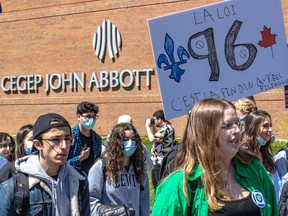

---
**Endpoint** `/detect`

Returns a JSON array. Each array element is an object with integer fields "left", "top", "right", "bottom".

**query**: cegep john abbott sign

[
  {"left": 148, "top": 0, "right": 288, "bottom": 119},
  {"left": 0, "top": 20, "right": 154, "bottom": 94}
]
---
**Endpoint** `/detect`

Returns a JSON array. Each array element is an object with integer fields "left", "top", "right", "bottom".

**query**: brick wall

[{"left": 0, "top": 0, "right": 287, "bottom": 140}]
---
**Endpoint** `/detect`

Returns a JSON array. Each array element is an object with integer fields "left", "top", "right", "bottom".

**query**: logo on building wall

[{"left": 93, "top": 20, "right": 122, "bottom": 62}]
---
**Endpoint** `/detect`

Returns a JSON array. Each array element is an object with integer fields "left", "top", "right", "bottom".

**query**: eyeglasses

[
  {"left": 42, "top": 137, "right": 75, "bottom": 148},
  {"left": 0, "top": 143, "right": 13, "bottom": 149},
  {"left": 221, "top": 121, "right": 244, "bottom": 133}
]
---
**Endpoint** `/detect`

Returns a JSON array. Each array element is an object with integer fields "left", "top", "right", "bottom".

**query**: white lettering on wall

[{"left": 0, "top": 68, "right": 154, "bottom": 93}]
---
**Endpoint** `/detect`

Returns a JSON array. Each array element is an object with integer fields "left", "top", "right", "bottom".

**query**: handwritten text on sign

[{"left": 148, "top": 0, "right": 288, "bottom": 119}]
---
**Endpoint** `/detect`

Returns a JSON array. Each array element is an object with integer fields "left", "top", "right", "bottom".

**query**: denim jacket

[{"left": 0, "top": 156, "right": 90, "bottom": 216}]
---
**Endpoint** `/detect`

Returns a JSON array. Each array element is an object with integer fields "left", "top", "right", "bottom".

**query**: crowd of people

[{"left": 0, "top": 98, "right": 287, "bottom": 215}]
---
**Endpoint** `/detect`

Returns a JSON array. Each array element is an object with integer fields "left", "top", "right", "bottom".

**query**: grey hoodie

[
  {"left": 15, "top": 155, "right": 86, "bottom": 216},
  {"left": 88, "top": 158, "right": 150, "bottom": 216}
]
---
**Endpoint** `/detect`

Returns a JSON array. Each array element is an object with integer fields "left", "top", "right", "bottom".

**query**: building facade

[{"left": 0, "top": 0, "right": 287, "bottom": 139}]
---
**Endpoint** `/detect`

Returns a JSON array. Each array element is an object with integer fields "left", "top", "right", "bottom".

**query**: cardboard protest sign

[{"left": 148, "top": 0, "right": 288, "bottom": 119}]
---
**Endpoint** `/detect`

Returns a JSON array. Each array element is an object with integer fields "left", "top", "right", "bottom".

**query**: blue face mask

[
  {"left": 257, "top": 136, "right": 267, "bottom": 146},
  {"left": 25, "top": 141, "right": 33, "bottom": 155},
  {"left": 239, "top": 116, "right": 245, "bottom": 122},
  {"left": 82, "top": 118, "right": 96, "bottom": 130},
  {"left": 122, "top": 140, "right": 137, "bottom": 157}
]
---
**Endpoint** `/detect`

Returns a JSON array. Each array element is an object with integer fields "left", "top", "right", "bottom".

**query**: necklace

[
  {"left": 222, "top": 165, "right": 248, "bottom": 200},
  {"left": 222, "top": 164, "right": 237, "bottom": 198},
  {"left": 223, "top": 165, "right": 233, "bottom": 188}
]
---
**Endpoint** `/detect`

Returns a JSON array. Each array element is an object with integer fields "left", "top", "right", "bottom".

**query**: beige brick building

[{"left": 0, "top": 0, "right": 287, "bottom": 139}]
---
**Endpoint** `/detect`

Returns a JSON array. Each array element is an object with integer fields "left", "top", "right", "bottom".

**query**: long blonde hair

[{"left": 175, "top": 98, "right": 254, "bottom": 211}]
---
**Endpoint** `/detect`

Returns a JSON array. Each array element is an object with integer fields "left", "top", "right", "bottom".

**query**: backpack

[
  {"left": 159, "top": 143, "right": 178, "bottom": 180},
  {"left": 13, "top": 171, "right": 29, "bottom": 215}
]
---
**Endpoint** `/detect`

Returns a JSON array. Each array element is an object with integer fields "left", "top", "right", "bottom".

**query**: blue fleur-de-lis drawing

[{"left": 157, "top": 33, "right": 190, "bottom": 83}]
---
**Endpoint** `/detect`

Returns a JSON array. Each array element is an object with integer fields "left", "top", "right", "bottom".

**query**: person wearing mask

[
  {"left": 0, "top": 113, "right": 90, "bottom": 215},
  {"left": 103, "top": 114, "right": 153, "bottom": 171},
  {"left": 152, "top": 98, "right": 277, "bottom": 215},
  {"left": 145, "top": 110, "right": 176, "bottom": 191},
  {"left": 89, "top": 123, "right": 150, "bottom": 216},
  {"left": 234, "top": 96, "right": 258, "bottom": 122},
  {"left": 241, "top": 110, "right": 280, "bottom": 200},
  {"left": 67, "top": 101, "right": 102, "bottom": 174},
  {"left": 15, "top": 124, "right": 34, "bottom": 159},
  {"left": 0, "top": 132, "right": 15, "bottom": 183}
]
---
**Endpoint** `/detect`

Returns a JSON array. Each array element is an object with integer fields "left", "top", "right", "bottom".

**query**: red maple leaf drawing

[{"left": 258, "top": 26, "right": 277, "bottom": 57}]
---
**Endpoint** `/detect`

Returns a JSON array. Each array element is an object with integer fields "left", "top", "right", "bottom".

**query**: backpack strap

[
  {"left": 13, "top": 171, "right": 29, "bottom": 215},
  {"left": 187, "top": 180, "right": 198, "bottom": 216},
  {"left": 285, "top": 148, "right": 288, "bottom": 160}
]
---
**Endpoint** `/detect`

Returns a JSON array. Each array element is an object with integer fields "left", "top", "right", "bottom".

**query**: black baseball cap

[{"left": 33, "top": 113, "right": 71, "bottom": 139}]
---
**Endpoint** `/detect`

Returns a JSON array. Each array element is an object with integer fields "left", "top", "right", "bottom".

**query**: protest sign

[{"left": 148, "top": 0, "right": 288, "bottom": 119}]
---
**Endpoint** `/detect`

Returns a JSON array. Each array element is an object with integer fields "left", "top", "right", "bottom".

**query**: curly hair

[
  {"left": 174, "top": 98, "right": 254, "bottom": 211},
  {"left": 105, "top": 123, "right": 145, "bottom": 183},
  {"left": 241, "top": 110, "right": 275, "bottom": 174},
  {"left": 234, "top": 97, "right": 257, "bottom": 117},
  {"left": 76, "top": 101, "right": 99, "bottom": 115}
]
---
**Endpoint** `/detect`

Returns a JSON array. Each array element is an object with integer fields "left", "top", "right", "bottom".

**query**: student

[
  {"left": 67, "top": 101, "right": 102, "bottom": 174},
  {"left": 145, "top": 110, "right": 176, "bottom": 191},
  {"left": 152, "top": 98, "right": 277, "bottom": 215},
  {"left": 15, "top": 124, "right": 33, "bottom": 159},
  {"left": 89, "top": 123, "right": 150, "bottom": 216},
  {"left": 0, "top": 113, "right": 90, "bottom": 215},
  {"left": 0, "top": 132, "right": 15, "bottom": 183},
  {"left": 241, "top": 110, "right": 279, "bottom": 200},
  {"left": 103, "top": 114, "right": 153, "bottom": 171},
  {"left": 234, "top": 96, "right": 257, "bottom": 121}
]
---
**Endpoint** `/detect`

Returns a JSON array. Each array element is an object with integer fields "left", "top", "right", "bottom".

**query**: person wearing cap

[
  {"left": 67, "top": 101, "right": 102, "bottom": 174},
  {"left": 0, "top": 113, "right": 90, "bottom": 216}
]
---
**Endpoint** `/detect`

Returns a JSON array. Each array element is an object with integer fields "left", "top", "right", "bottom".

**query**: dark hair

[
  {"left": 105, "top": 123, "right": 145, "bottom": 183},
  {"left": 0, "top": 132, "right": 15, "bottom": 162},
  {"left": 241, "top": 110, "right": 275, "bottom": 174},
  {"left": 153, "top": 110, "right": 166, "bottom": 121},
  {"left": 76, "top": 102, "right": 99, "bottom": 115},
  {"left": 15, "top": 124, "right": 33, "bottom": 159}
]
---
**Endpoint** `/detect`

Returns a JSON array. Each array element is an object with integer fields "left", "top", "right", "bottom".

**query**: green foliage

[{"left": 271, "top": 140, "right": 287, "bottom": 155}]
